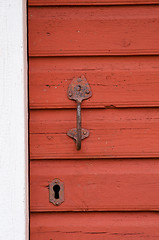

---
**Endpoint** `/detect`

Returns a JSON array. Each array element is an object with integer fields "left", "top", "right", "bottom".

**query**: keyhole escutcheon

[{"left": 49, "top": 179, "right": 64, "bottom": 206}]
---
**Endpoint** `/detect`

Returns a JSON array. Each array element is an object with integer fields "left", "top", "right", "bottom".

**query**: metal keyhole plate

[{"left": 49, "top": 179, "right": 64, "bottom": 206}]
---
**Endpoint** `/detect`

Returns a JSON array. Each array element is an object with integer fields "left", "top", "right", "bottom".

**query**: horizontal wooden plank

[
  {"left": 30, "top": 159, "right": 159, "bottom": 211},
  {"left": 30, "top": 212, "right": 159, "bottom": 240},
  {"left": 30, "top": 108, "right": 159, "bottom": 159},
  {"left": 28, "top": 6, "right": 159, "bottom": 56},
  {"left": 28, "top": 0, "right": 159, "bottom": 6},
  {"left": 29, "top": 56, "right": 159, "bottom": 109}
]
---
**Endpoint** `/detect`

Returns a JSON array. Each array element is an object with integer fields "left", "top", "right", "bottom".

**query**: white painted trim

[{"left": 0, "top": 0, "right": 28, "bottom": 239}]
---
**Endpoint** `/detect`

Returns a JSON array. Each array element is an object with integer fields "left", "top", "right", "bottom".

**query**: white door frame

[{"left": 0, "top": 0, "right": 28, "bottom": 239}]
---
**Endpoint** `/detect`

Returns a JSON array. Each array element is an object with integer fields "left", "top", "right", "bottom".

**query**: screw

[
  {"left": 83, "top": 131, "right": 87, "bottom": 135},
  {"left": 69, "top": 92, "right": 72, "bottom": 97},
  {"left": 86, "top": 89, "right": 90, "bottom": 94},
  {"left": 76, "top": 85, "right": 81, "bottom": 91},
  {"left": 55, "top": 202, "right": 59, "bottom": 206},
  {"left": 55, "top": 180, "right": 58, "bottom": 183}
]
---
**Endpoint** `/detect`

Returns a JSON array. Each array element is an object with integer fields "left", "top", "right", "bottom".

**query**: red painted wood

[
  {"left": 30, "top": 159, "right": 159, "bottom": 212},
  {"left": 30, "top": 212, "right": 159, "bottom": 239},
  {"left": 28, "top": 6, "right": 159, "bottom": 56},
  {"left": 29, "top": 2, "right": 159, "bottom": 236},
  {"left": 29, "top": 56, "right": 159, "bottom": 109},
  {"left": 28, "top": 0, "right": 159, "bottom": 5},
  {"left": 30, "top": 108, "right": 159, "bottom": 159}
]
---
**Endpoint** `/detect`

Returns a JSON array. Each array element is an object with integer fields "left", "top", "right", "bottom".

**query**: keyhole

[{"left": 53, "top": 184, "right": 60, "bottom": 199}]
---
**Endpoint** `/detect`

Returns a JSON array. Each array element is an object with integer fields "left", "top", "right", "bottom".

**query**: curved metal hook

[{"left": 67, "top": 75, "right": 92, "bottom": 150}]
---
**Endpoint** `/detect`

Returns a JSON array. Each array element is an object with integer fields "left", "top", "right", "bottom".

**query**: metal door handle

[
  {"left": 67, "top": 75, "right": 92, "bottom": 150},
  {"left": 76, "top": 100, "right": 82, "bottom": 150}
]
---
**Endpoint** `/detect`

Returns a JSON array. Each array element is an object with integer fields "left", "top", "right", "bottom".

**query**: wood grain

[
  {"left": 28, "top": 6, "right": 159, "bottom": 56},
  {"left": 28, "top": 0, "right": 159, "bottom": 5},
  {"left": 30, "top": 159, "right": 159, "bottom": 211},
  {"left": 30, "top": 212, "right": 159, "bottom": 240},
  {"left": 30, "top": 108, "right": 159, "bottom": 159},
  {"left": 29, "top": 56, "right": 159, "bottom": 109}
]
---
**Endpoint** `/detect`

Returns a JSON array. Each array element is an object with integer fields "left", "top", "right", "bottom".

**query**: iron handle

[
  {"left": 76, "top": 101, "right": 81, "bottom": 150},
  {"left": 67, "top": 75, "right": 92, "bottom": 150}
]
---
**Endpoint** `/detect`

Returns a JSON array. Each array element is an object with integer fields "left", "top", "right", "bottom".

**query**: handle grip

[{"left": 67, "top": 75, "right": 92, "bottom": 150}]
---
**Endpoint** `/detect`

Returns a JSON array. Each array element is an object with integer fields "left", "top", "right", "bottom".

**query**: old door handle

[{"left": 67, "top": 75, "right": 92, "bottom": 150}]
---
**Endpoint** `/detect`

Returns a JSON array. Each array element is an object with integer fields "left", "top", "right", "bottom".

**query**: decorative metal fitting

[
  {"left": 67, "top": 75, "right": 92, "bottom": 150},
  {"left": 49, "top": 179, "right": 64, "bottom": 206}
]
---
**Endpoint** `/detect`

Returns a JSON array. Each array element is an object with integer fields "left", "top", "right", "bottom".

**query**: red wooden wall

[{"left": 28, "top": 1, "right": 159, "bottom": 239}]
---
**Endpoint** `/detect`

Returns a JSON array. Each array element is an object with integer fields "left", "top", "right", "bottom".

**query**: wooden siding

[
  {"left": 28, "top": 6, "right": 159, "bottom": 56},
  {"left": 29, "top": 56, "right": 159, "bottom": 109},
  {"left": 30, "top": 108, "right": 159, "bottom": 159},
  {"left": 30, "top": 212, "right": 159, "bottom": 239},
  {"left": 31, "top": 159, "right": 159, "bottom": 211},
  {"left": 29, "top": 2, "right": 159, "bottom": 240},
  {"left": 29, "top": 0, "right": 159, "bottom": 6}
]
